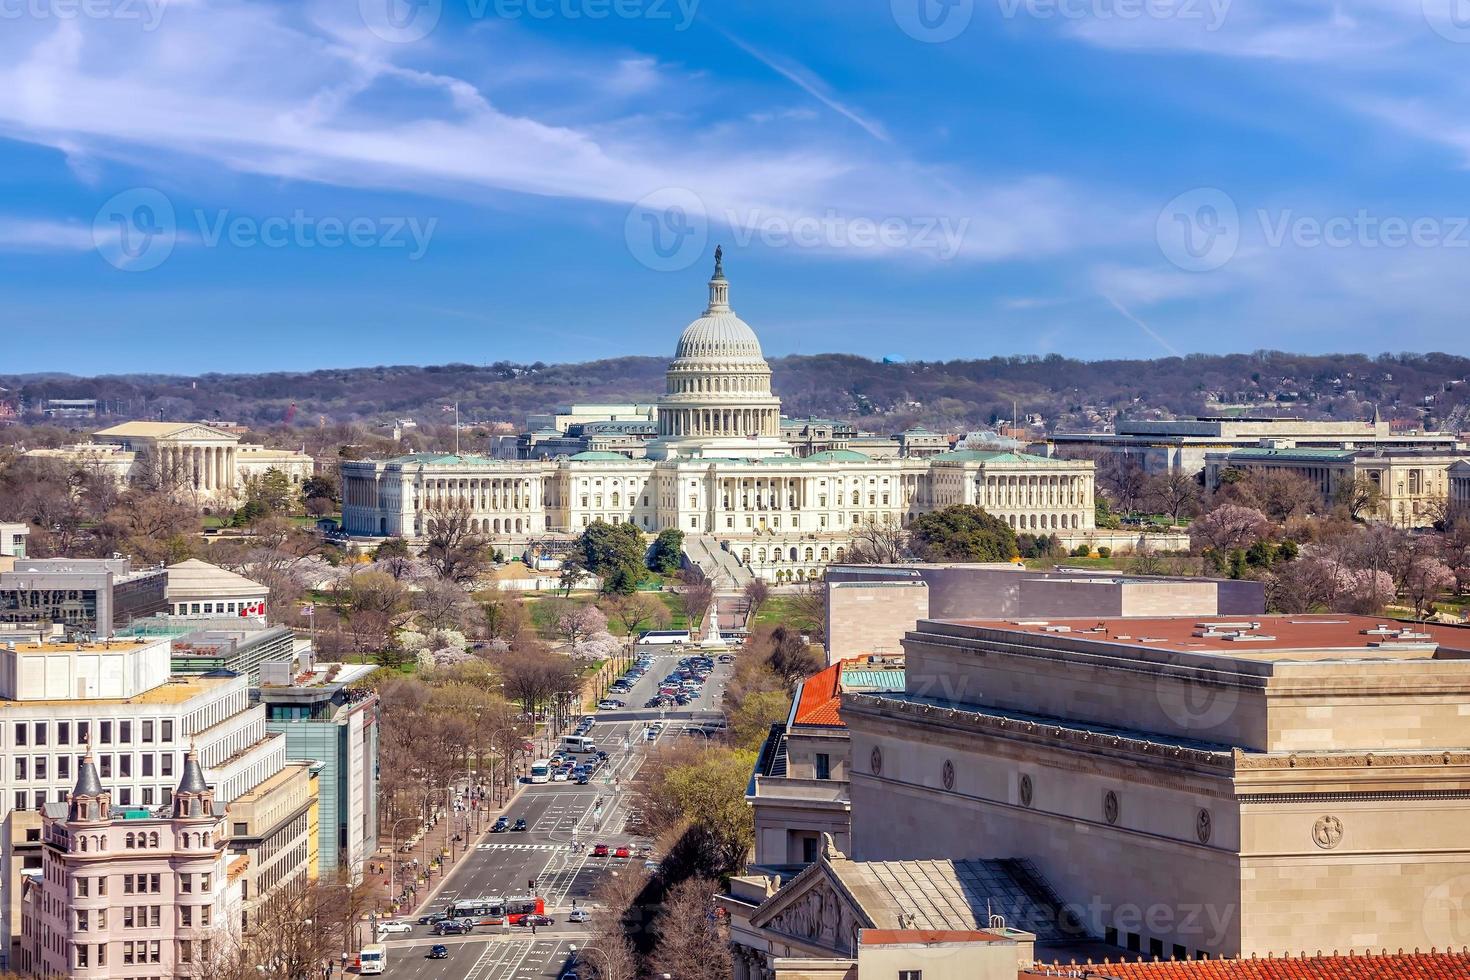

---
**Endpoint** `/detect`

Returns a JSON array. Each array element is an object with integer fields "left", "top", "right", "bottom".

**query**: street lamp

[
  {"left": 568, "top": 944, "right": 621, "bottom": 980},
  {"left": 486, "top": 726, "right": 525, "bottom": 809},
  {"left": 386, "top": 816, "right": 420, "bottom": 912}
]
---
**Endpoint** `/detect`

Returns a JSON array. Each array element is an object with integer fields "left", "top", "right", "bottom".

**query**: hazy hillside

[{"left": 5, "top": 350, "right": 1470, "bottom": 435}]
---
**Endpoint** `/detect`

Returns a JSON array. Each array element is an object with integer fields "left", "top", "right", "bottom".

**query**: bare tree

[
  {"left": 415, "top": 577, "right": 474, "bottom": 633},
  {"left": 602, "top": 592, "right": 672, "bottom": 649},
  {"left": 423, "top": 501, "right": 490, "bottom": 582},
  {"left": 742, "top": 578, "right": 771, "bottom": 622},
  {"left": 1332, "top": 476, "right": 1383, "bottom": 522},
  {"left": 679, "top": 577, "right": 716, "bottom": 631},
  {"left": 650, "top": 877, "right": 732, "bottom": 980},
  {"left": 1145, "top": 471, "right": 1202, "bottom": 526},
  {"left": 845, "top": 514, "right": 911, "bottom": 564}
]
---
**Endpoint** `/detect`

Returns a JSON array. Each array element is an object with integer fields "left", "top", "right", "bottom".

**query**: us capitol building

[{"left": 341, "top": 254, "right": 1095, "bottom": 582}]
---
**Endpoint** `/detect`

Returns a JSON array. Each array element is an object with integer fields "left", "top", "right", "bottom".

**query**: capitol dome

[
  {"left": 675, "top": 311, "right": 764, "bottom": 361},
  {"left": 672, "top": 246, "right": 765, "bottom": 362},
  {"left": 647, "top": 248, "right": 789, "bottom": 461}
]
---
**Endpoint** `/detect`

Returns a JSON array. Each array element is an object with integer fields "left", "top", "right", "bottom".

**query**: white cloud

[
  {"left": 720, "top": 31, "right": 890, "bottom": 143},
  {"left": 0, "top": 0, "right": 1122, "bottom": 266},
  {"left": 0, "top": 219, "right": 98, "bottom": 251}
]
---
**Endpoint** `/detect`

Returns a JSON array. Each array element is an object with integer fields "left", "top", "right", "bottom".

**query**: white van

[{"left": 563, "top": 735, "right": 598, "bottom": 754}]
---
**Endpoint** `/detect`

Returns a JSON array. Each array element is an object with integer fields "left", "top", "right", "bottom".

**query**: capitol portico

[{"left": 340, "top": 254, "right": 1096, "bottom": 580}]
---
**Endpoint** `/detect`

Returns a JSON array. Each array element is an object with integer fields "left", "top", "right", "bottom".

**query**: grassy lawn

[
  {"left": 525, "top": 591, "right": 690, "bottom": 638},
  {"left": 1025, "top": 556, "right": 1132, "bottom": 571},
  {"left": 752, "top": 595, "right": 811, "bottom": 630}
]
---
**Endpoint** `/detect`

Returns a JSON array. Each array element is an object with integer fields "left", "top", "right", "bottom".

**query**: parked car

[
  {"left": 592, "top": 842, "right": 609, "bottom": 857},
  {"left": 492, "top": 816, "right": 509, "bottom": 833},
  {"left": 568, "top": 908, "right": 592, "bottom": 923},
  {"left": 378, "top": 921, "right": 412, "bottom": 935},
  {"left": 512, "top": 818, "right": 528, "bottom": 831},
  {"left": 428, "top": 945, "right": 450, "bottom": 959}
]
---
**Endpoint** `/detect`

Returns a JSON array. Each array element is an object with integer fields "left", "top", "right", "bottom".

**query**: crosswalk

[{"left": 476, "top": 842, "right": 573, "bottom": 851}]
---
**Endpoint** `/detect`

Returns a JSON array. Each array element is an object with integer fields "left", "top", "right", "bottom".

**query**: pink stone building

[{"left": 23, "top": 749, "right": 232, "bottom": 977}]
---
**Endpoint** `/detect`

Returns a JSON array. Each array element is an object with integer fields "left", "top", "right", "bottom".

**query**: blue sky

[{"left": 3, "top": 0, "right": 1470, "bottom": 374}]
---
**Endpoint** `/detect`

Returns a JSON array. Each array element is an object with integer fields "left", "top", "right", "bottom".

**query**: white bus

[
  {"left": 562, "top": 735, "right": 598, "bottom": 754},
  {"left": 637, "top": 629, "right": 688, "bottom": 645},
  {"left": 529, "top": 758, "right": 552, "bottom": 784},
  {"left": 357, "top": 944, "right": 387, "bottom": 975}
]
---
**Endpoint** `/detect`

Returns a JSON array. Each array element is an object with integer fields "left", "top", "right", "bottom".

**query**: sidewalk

[{"left": 366, "top": 775, "right": 534, "bottom": 921}]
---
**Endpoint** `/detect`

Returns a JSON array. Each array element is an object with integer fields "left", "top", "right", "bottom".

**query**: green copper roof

[
  {"left": 567, "top": 451, "right": 635, "bottom": 461},
  {"left": 930, "top": 450, "right": 1070, "bottom": 465},
  {"left": 388, "top": 453, "right": 505, "bottom": 466},
  {"left": 805, "top": 449, "right": 872, "bottom": 462}
]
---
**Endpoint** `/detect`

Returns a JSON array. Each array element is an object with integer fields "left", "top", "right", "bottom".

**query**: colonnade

[
  {"left": 157, "top": 444, "right": 236, "bottom": 494},
  {"left": 978, "top": 473, "right": 1090, "bottom": 509},
  {"left": 659, "top": 407, "right": 779, "bottom": 438}
]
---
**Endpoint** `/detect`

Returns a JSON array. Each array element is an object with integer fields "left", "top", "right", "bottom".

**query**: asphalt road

[{"left": 370, "top": 649, "right": 734, "bottom": 980}]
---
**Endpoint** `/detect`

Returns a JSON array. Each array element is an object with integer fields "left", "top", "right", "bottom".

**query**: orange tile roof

[
  {"left": 792, "top": 660, "right": 846, "bottom": 727},
  {"left": 862, "top": 928, "right": 1010, "bottom": 945},
  {"left": 1025, "top": 950, "right": 1470, "bottom": 979}
]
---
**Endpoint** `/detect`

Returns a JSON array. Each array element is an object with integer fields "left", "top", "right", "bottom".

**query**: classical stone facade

[
  {"left": 341, "top": 256, "right": 1096, "bottom": 580},
  {"left": 24, "top": 422, "right": 313, "bottom": 507},
  {"left": 1203, "top": 446, "right": 1470, "bottom": 528},
  {"left": 842, "top": 615, "right": 1470, "bottom": 960}
]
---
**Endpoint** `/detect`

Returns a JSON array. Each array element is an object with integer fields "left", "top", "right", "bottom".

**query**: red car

[
  {"left": 613, "top": 846, "right": 631, "bottom": 859},
  {"left": 591, "top": 843, "right": 609, "bottom": 857}
]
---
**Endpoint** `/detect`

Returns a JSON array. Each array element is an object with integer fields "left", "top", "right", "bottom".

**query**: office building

[
  {"left": 257, "top": 660, "right": 379, "bottom": 877},
  {"left": 840, "top": 614, "right": 1470, "bottom": 959},
  {"left": 0, "top": 559, "right": 167, "bottom": 637},
  {"left": 24, "top": 749, "right": 235, "bottom": 978}
]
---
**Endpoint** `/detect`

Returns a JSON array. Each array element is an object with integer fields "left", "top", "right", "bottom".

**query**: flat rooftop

[
  {"left": 5, "top": 638, "right": 161, "bottom": 655},
  {"left": 939, "top": 615, "right": 1470, "bottom": 662},
  {"left": 0, "top": 674, "right": 234, "bottom": 709}
]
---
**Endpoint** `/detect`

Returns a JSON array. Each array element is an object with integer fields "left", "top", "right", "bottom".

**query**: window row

[{"left": 9, "top": 719, "right": 174, "bottom": 748}]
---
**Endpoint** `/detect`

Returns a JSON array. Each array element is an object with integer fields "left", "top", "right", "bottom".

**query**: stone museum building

[
  {"left": 839, "top": 614, "right": 1470, "bottom": 960},
  {"left": 341, "top": 255, "right": 1097, "bottom": 581}
]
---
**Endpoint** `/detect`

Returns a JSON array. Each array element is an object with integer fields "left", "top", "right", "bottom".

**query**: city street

[{"left": 371, "top": 647, "right": 734, "bottom": 980}]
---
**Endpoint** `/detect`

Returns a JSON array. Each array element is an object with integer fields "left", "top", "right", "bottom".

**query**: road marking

[{"left": 476, "top": 843, "right": 575, "bottom": 851}]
